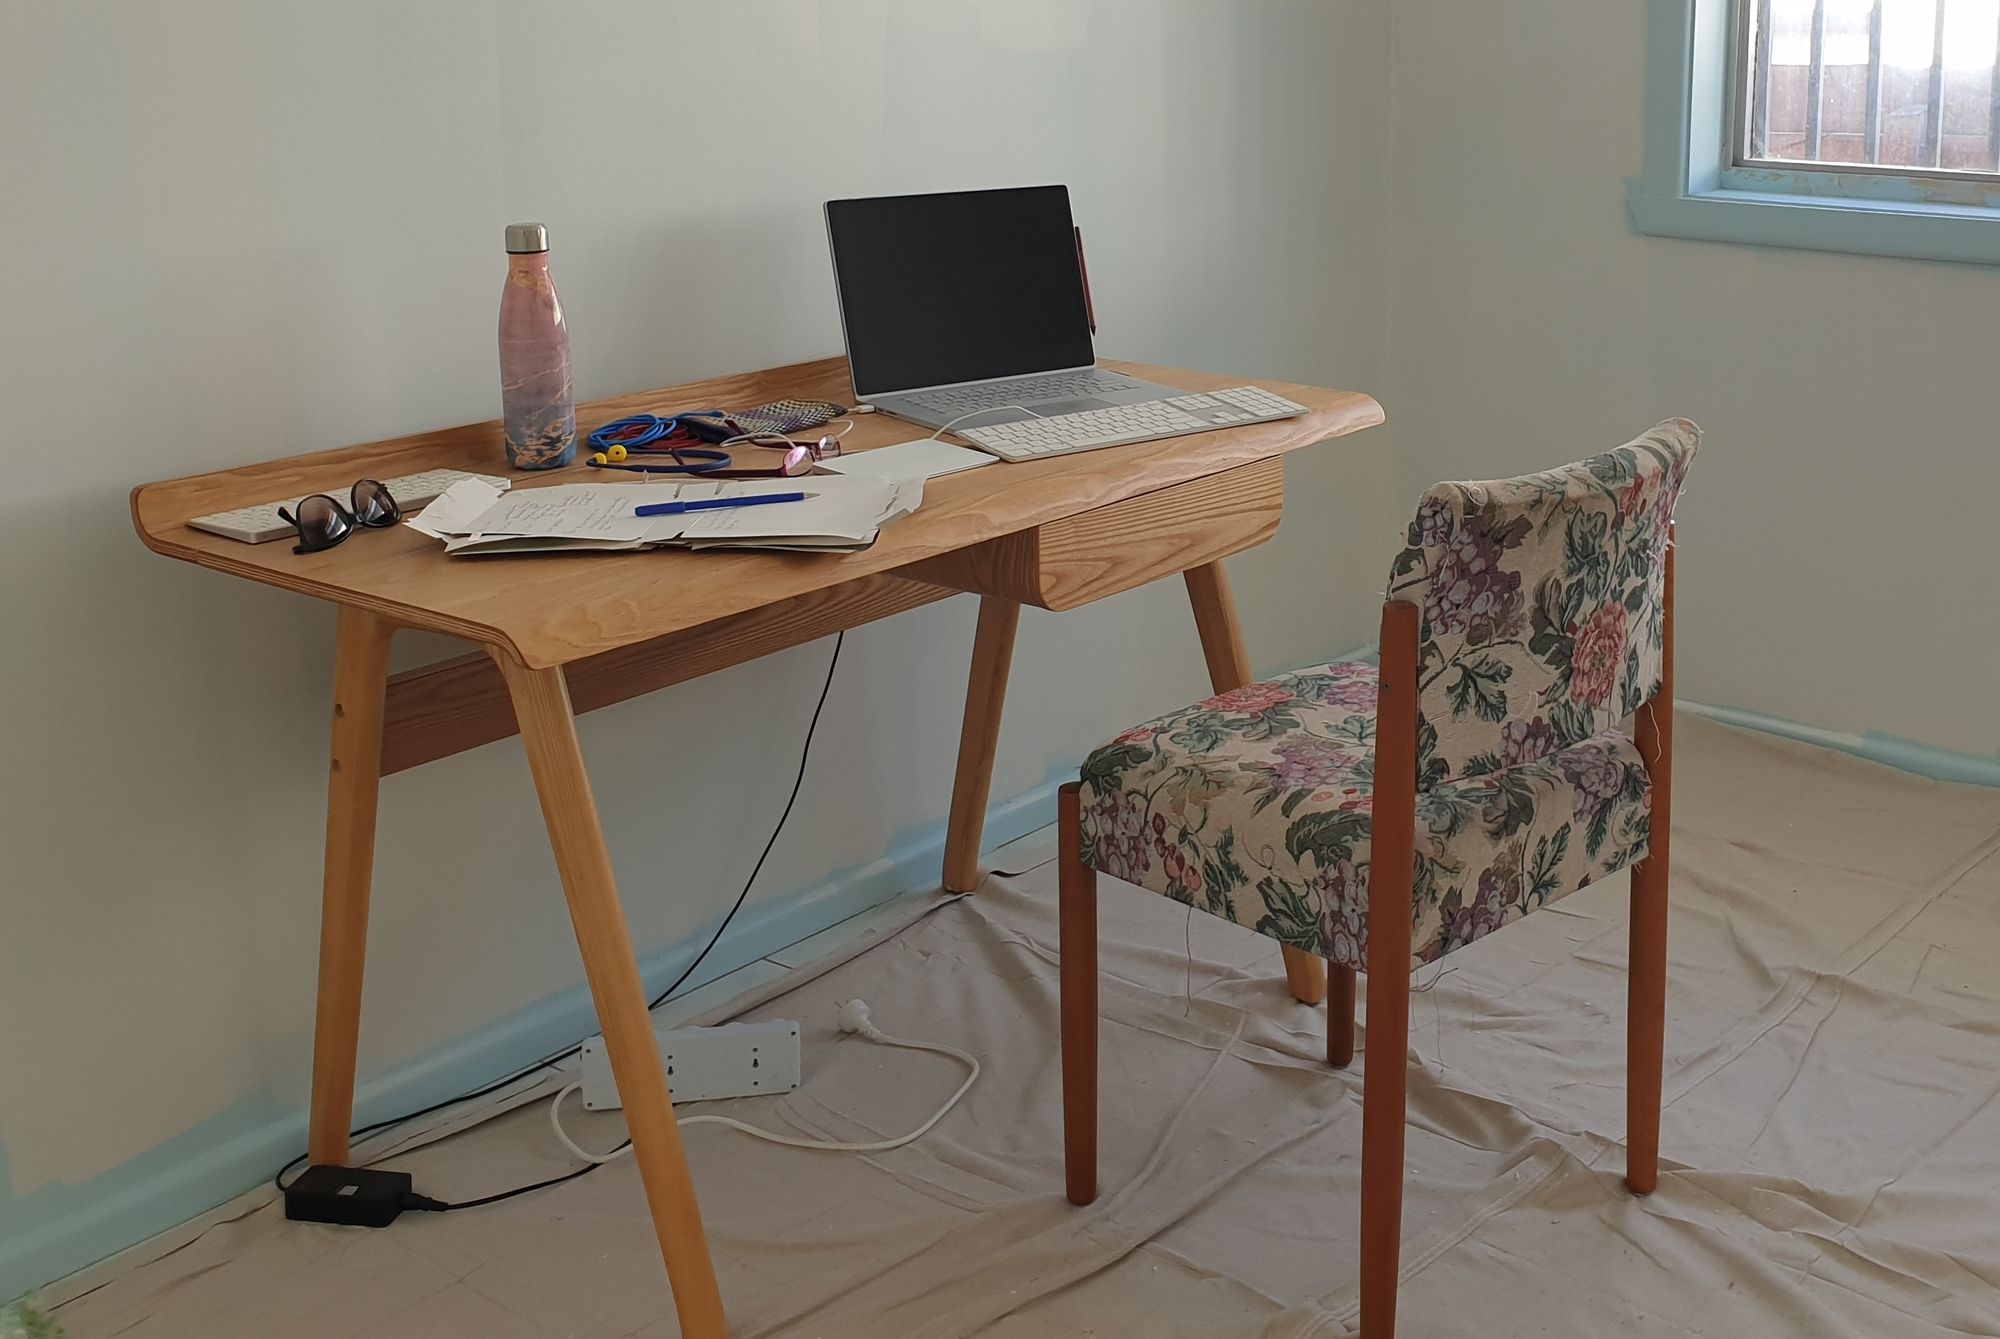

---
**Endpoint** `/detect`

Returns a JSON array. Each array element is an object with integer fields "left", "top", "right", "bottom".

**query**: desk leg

[
  {"left": 1183, "top": 562, "right": 1328, "bottom": 1007},
  {"left": 308, "top": 608, "right": 395, "bottom": 1165},
  {"left": 493, "top": 652, "right": 728, "bottom": 1339},
  {"left": 943, "top": 596, "right": 1020, "bottom": 894}
]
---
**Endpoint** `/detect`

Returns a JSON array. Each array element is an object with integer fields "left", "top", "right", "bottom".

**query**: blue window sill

[
  {"left": 1636, "top": 0, "right": 2000, "bottom": 267},
  {"left": 1627, "top": 181, "right": 2000, "bottom": 268}
]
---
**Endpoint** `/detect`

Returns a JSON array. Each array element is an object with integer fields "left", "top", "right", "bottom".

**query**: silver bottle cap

[{"left": 505, "top": 222, "right": 549, "bottom": 254}]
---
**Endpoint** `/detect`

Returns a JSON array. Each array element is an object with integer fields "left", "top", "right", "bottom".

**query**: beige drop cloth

[{"left": 50, "top": 716, "right": 2000, "bottom": 1337}]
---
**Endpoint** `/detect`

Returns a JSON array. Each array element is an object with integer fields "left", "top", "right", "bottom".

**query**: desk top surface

[{"left": 132, "top": 357, "right": 1382, "bottom": 667}]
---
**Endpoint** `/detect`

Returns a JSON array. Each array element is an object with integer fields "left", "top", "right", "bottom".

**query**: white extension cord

[{"left": 549, "top": 1000, "right": 980, "bottom": 1162}]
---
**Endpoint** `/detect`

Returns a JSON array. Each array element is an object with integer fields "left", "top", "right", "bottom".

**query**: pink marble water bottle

[{"left": 498, "top": 222, "right": 576, "bottom": 470}]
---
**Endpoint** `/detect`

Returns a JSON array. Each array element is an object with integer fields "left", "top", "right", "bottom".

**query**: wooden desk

[{"left": 132, "top": 356, "right": 1382, "bottom": 1337}]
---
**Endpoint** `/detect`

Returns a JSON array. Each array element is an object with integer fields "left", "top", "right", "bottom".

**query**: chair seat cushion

[{"left": 1077, "top": 660, "right": 1652, "bottom": 973}]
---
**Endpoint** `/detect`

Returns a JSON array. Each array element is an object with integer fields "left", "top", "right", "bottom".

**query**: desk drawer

[{"left": 907, "top": 457, "right": 1283, "bottom": 611}]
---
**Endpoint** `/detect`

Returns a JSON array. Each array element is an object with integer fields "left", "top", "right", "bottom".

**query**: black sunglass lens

[
  {"left": 351, "top": 479, "right": 401, "bottom": 527},
  {"left": 290, "top": 494, "right": 352, "bottom": 553}
]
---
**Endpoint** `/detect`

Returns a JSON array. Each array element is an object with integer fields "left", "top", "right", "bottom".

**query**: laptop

[{"left": 822, "top": 185, "right": 1191, "bottom": 433}]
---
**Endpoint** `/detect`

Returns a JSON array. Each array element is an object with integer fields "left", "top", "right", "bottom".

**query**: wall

[
  {"left": 0, "top": 0, "right": 1394, "bottom": 1297},
  {"left": 1385, "top": 0, "right": 2000, "bottom": 758}
]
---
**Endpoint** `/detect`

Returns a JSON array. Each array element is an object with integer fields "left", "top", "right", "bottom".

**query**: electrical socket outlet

[{"left": 578, "top": 1019, "right": 801, "bottom": 1110}]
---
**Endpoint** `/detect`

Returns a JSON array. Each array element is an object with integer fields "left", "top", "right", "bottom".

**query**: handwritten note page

[
  {"left": 671, "top": 477, "right": 898, "bottom": 546},
  {"left": 406, "top": 477, "right": 511, "bottom": 539},
  {"left": 429, "top": 475, "right": 917, "bottom": 555},
  {"left": 461, "top": 484, "right": 662, "bottom": 544}
]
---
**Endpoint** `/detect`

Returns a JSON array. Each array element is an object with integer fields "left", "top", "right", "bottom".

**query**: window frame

[{"left": 1629, "top": 0, "right": 2000, "bottom": 266}]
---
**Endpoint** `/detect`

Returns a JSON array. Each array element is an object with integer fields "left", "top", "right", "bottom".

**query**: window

[
  {"left": 1740, "top": 0, "right": 2000, "bottom": 179},
  {"left": 1630, "top": 0, "right": 2000, "bottom": 265}
]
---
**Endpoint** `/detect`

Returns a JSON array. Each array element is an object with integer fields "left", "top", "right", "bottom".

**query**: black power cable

[
  {"left": 644, "top": 628, "right": 845, "bottom": 1011},
  {"left": 277, "top": 631, "right": 845, "bottom": 1209}
]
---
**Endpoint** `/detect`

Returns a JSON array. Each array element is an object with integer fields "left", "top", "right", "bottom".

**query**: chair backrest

[{"left": 1385, "top": 419, "right": 1700, "bottom": 787}]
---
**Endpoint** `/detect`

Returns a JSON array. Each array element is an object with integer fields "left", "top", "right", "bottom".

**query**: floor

[{"left": 48, "top": 715, "right": 2000, "bottom": 1337}]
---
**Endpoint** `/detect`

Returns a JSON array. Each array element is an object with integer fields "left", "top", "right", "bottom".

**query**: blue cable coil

[
  {"left": 584, "top": 413, "right": 733, "bottom": 473},
  {"left": 587, "top": 414, "right": 680, "bottom": 453}
]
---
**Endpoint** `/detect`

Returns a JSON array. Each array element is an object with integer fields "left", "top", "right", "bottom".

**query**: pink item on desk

[{"left": 499, "top": 222, "right": 576, "bottom": 470}]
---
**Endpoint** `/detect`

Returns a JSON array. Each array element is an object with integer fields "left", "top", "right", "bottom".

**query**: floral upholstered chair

[{"left": 1055, "top": 420, "right": 1700, "bottom": 1339}]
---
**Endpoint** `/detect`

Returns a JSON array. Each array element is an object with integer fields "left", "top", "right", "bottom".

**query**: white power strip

[
  {"left": 552, "top": 1000, "right": 979, "bottom": 1163},
  {"left": 578, "top": 1019, "right": 802, "bottom": 1109}
]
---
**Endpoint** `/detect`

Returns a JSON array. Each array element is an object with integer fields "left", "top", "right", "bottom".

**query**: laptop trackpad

[{"left": 1032, "top": 397, "right": 1114, "bottom": 415}]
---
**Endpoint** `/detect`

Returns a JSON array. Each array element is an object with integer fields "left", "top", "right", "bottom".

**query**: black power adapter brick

[{"left": 284, "top": 1165, "right": 446, "bottom": 1227}]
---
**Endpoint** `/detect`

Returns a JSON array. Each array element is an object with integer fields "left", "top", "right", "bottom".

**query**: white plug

[{"left": 837, "top": 998, "right": 882, "bottom": 1040}]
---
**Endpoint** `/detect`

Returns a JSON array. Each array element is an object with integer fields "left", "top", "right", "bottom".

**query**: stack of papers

[{"left": 410, "top": 476, "right": 922, "bottom": 556}]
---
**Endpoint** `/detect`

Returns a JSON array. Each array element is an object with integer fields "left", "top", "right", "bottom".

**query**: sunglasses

[
  {"left": 277, "top": 479, "right": 402, "bottom": 555},
  {"left": 715, "top": 431, "right": 844, "bottom": 478}
]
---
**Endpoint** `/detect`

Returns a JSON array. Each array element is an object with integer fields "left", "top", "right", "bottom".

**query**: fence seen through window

[{"left": 1742, "top": 0, "right": 2000, "bottom": 175}]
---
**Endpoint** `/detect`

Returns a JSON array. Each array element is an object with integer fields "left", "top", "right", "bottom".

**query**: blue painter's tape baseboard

[
  {"left": 1682, "top": 702, "right": 2000, "bottom": 788},
  {"left": 0, "top": 774, "right": 1069, "bottom": 1303}
]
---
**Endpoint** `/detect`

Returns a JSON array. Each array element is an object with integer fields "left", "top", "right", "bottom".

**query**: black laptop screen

[{"left": 825, "top": 185, "right": 1095, "bottom": 399}]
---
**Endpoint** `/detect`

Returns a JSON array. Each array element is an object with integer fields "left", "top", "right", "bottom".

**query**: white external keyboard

[
  {"left": 188, "top": 468, "right": 512, "bottom": 544},
  {"left": 955, "top": 386, "right": 1310, "bottom": 463}
]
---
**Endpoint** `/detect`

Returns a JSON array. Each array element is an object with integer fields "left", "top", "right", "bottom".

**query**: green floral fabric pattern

[
  {"left": 1077, "top": 422, "right": 1698, "bottom": 973},
  {"left": 1388, "top": 419, "right": 1700, "bottom": 785},
  {"left": 1077, "top": 662, "right": 1652, "bottom": 970}
]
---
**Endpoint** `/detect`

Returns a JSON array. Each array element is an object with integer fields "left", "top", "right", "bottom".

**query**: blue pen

[{"left": 634, "top": 491, "right": 809, "bottom": 518}]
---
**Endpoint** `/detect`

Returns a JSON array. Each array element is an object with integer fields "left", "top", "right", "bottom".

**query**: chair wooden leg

[
  {"left": 943, "top": 596, "right": 1020, "bottom": 894},
  {"left": 1329, "top": 964, "right": 1357, "bottom": 1069},
  {"left": 1627, "top": 852, "right": 1669, "bottom": 1196},
  {"left": 1629, "top": 534, "right": 1675, "bottom": 1196},
  {"left": 1360, "top": 599, "right": 1420, "bottom": 1339},
  {"left": 495, "top": 652, "right": 728, "bottom": 1339},
  {"left": 1058, "top": 782, "right": 1099, "bottom": 1206},
  {"left": 1184, "top": 561, "right": 1327, "bottom": 1007},
  {"left": 307, "top": 607, "right": 395, "bottom": 1166},
  {"left": 1359, "top": 958, "right": 1410, "bottom": 1339}
]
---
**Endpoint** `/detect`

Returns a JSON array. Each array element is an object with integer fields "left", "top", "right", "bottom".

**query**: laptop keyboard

[{"left": 903, "top": 370, "right": 1121, "bottom": 417}]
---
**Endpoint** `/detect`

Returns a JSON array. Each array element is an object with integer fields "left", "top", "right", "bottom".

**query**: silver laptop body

[{"left": 823, "top": 185, "right": 1185, "bottom": 432}]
